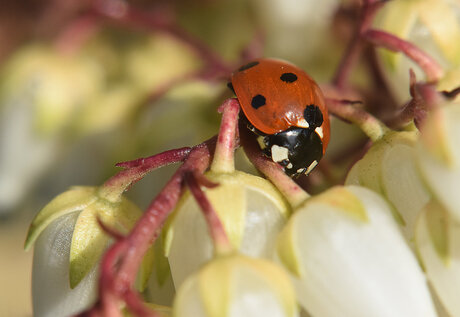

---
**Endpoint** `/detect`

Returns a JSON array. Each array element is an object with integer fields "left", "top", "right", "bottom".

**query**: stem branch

[
  {"left": 185, "top": 171, "right": 233, "bottom": 255},
  {"left": 99, "top": 147, "right": 191, "bottom": 202},
  {"left": 364, "top": 29, "right": 444, "bottom": 82},
  {"left": 326, "top": 98, "right": 389, "bottom": 142},
  {"left": 210, "top": 98, "right": 240, "bottom": 174}
]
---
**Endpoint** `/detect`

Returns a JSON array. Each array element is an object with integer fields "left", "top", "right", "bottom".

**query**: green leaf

[{"left": 24, "top": 186, "right": 98, "bottom": 251}]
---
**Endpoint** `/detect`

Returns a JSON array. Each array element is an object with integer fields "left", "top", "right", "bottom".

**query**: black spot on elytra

[
  {"left": 238, "top": 61, "right": 259, "bottom": 72},
  {"left": 280, "top": 72, "right": 298, "bottom": 83},
  {"left": 227, "top": 82, "right": 235, "bottom": 94},
  {"left": 251, "top": 94, "right": 266, "bottom": 109},
  {"left": 304, "top": 105, "right": 323, "bottom": 129}
]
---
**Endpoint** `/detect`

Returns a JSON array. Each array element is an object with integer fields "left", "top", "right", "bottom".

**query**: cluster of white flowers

[{"left": 23, "top": 0, "right": 460, "bottom": 316}]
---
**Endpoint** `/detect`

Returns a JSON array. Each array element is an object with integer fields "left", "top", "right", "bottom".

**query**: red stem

[
  {"left": 239, "top": 124, "right": 309, "bottom": 208},
  {"left": 113, "top": 139, "right": 215, "bottom": 299},
  {"left": 211, "top": 98, "right": 240, "bottom": 173},
  {"left": 83, "top": 138, "right": 215, "bottom": 316},
  {"left": 185, "top": 171, "right": 232, "bottom": 254},
  {"left": 116, "top": 147, "right": 191, "bottom": 169},
  {"left": 332, "top": 0, "right": 385, "bottom": 88},
  {"left": 364, "top": 29, "right": 444, "bottom": 82},
  {"left": 99, "top": 147, "right": 192, "bottom": 201}
]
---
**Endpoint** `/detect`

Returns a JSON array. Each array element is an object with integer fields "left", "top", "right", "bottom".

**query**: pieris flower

[
  {"left": 165, "top": 170, "right": 290, "bottom": 288},
  {"left": 173, "top": 253, "right": 298, "bottom": 317},
  {"left": 25, "top": 186, "right": 153, "bottom": 317},
  {"left": 276, "top": 185, "right": 437, "bottom": 317},
  {"left": 346, "top": 131, "right": 430, "bottom": 240}
]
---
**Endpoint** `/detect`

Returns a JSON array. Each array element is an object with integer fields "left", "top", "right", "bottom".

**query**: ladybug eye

[
  {"left": 238, "top": 61, "right": 259, "bottom": 72},
  {"left": 280, "top": 72, "right": 298, "bottom": 83},
  {"left": 304, "top": 105, "right": 323, "bottom": 129},
  {"left": 251, "top": 94, "right": 266, "bottom": 109}
]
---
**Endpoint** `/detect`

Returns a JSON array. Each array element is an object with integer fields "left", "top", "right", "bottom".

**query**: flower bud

[
  {"left": 173, "top": 253, "right": 298, "bottom": 317},
  {"left": 25, "top": 186, "right": 153, "bottom": 317},
  {"left": 165, "top": 170, "right": 290, "bottom": 288},
  {"left": 276, "top": 185, "right": 437, "bottom": 317}
]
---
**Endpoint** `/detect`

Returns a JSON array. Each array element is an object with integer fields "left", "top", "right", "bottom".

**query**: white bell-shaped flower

[
  {"left": 165, "top": 170, "right": 290, "bottom": 288},
  {"left": 276, "top": 185, "right": 437, "bottom": 317},
  {"left": 173, "top": 253, "right": 298, "bottom": 317}
]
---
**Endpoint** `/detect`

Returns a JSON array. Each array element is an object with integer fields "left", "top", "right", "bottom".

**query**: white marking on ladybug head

[
  {"left": 271, "top": 145, "right": 289, "bottom": 163},
  {"left": 287, "top": 163, "right": 293, "bottom": 169},
  {"left": 297, "top": 168, "right": 304, "bottom": 174},
  {"left": 257, "top": 136, "right": 267, "bottom": 150},
  {"left": 305, "top": 160, "right": 318, "bottom": 175},
  {"left": 297, "top": 118, "right": 310, "bottom": 128},
  {"left": 315, "top": 127, "right": 323, "bottom": 138}
]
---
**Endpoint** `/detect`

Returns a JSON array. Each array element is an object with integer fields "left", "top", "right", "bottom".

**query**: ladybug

[{"left": 229, "top": 58, "right": 330, "bottom": 177}]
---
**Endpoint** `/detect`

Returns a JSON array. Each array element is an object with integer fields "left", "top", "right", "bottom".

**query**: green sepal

[
  {"left": 198, "top": 255, "right": 233, "bottom": 317},
  {"left": 198, "top": 254, "right": 297, "bottom": 317},
  {"left": 306, "top": 186, "right": 368, "bottom": 222},
  {"left": 153, "top": 233, "right": 173, "bottom": 287},
  {"left": 424, "top": 199, "right": 450, "bottom": 266},
  {"left": 346, "top": 131, "right": 419, "bottom": 225},
  {"left": 241, "top": 256, "right": 298, "bottom": 317},
  {"left": 69, "top": 195, "right": 143, "bottom": 289},
  {"left": 24, "top": 186, "right": 98, "bottom": 251},
  {"left": 164, "top": 170, "right": 290, "bottom": 256},
  {"left": 276, "top": 219, "right": 303, "bottom": 278}
]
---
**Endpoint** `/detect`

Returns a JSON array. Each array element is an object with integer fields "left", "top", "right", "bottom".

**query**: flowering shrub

[{"left": 18, "top": 0, "right": 460, "bottom": 316}]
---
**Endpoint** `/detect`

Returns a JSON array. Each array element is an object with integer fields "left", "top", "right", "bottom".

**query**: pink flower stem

[
  {"left": 326, "top": 98, "right": 388, "bottom": 141},
  {"left": 185, "top": 171, "right": 233, "bottom": 255},
  {"left": 332, "top": 0, "right": 386, "bottom": 88},
  {"left": 113, "top": 139, "right": 215, "bottom": 303},
  {"left": 239, "top": 123, "right": 309, "bottom": 209},
  {"left": 210, "top": 98, "right": 240, "bottom": 173},
  {"left": 99, "top": 147, "right": 191, "bottom": 201},
  {"left": 364, "top": 29, "right": 444, "bottom": 83},
  {"left": 82, "top": 137, "right": 215, "bottom": 316},
  {"left": 124, "top": 290, "right": 161, "bottom": 317},
  {"left": 115, "top": 147, "right": 191, "bottom": 169}
]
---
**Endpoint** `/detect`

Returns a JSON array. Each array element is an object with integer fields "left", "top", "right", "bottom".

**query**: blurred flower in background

[{"left": 1, "top": 0, "right": 459, "bottom": 316}]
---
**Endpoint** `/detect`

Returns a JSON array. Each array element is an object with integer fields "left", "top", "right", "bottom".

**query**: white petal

[
  {"left": 278, "top": 186, "right": 437, "bottom": 317},
  {"left": 32, "top": 212, "right": 98, "bottom": 317},
  {"left": 167, "top": 188, "right": 285, "bottom": 288}
]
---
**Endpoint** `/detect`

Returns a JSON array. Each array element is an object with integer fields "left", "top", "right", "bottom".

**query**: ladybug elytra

[{"left": 230, "top": 58, "right": 330, "bottom": 177}]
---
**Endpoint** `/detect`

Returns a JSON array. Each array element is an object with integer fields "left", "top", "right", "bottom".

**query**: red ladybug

[{"left": 229, "top": 58, "right": 330, "bottom": 177}]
